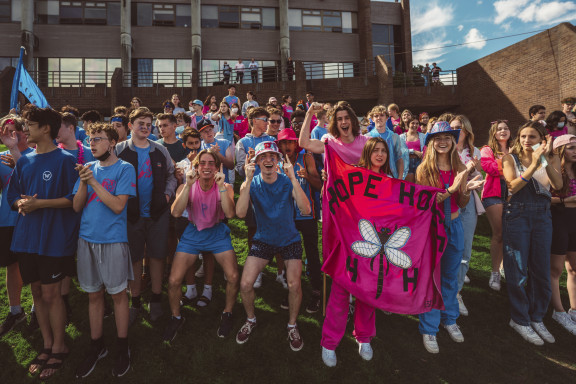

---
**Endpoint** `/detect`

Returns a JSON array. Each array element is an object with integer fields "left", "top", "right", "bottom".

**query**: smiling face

[
  {"left": 336, "top": 110, "right": 352, "bottom": 138},
  {"left": 291, "top": 115, "right": 304, "bottom": 137},
  {"left": 256, "top": 152, "right": 280, "bottom": 176},
  {"left": 196, "top": 153, "right": 218, "bottom": 180},
  {"left": 408, "top": 120, "right": 419, "bottom": 132},
  {"left": 129, "top": 116, "right": 152, "bottom": 140},
  {"left": 267, "top": 113, "right": 282, "bottom": 136},
  {"left": 420, "top": 114, "right": 429, "bottom": 125},
  {"left": 495, "top": 122, "right": 510, "bottom": 142},
  {"left": 432, "top": 133, "right": 453, "bottom": 154},
  {"left": 519, "top": 127, "right": 541, "bottom": 151},
  {"left": 370, "top": 142, "right": 388, "bottom": 173}
]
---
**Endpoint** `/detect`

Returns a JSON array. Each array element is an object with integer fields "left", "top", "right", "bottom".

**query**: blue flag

[{"left": 10, "top": 47, "right": 50, "bottom": 111}]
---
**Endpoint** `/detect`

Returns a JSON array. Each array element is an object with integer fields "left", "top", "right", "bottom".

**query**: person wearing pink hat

[
  {"left": 277, "top": 129, "right": 322, "bottom": 313},
  {"left": 235, "top": 141, "right": 311, "bottom": 351},
  {"left": 549, "top": 134, "right": 576, "bottom": 334},
  {"left": 502, "top": 121, "right": 562, "bottom": 346}
]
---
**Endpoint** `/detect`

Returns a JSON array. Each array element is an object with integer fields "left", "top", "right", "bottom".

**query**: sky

[{"left": 403, "top": 0, "right": 576, "bottom": 69}]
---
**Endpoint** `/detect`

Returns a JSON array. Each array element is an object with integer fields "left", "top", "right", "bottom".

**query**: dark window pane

[
  {"left": 85, "top": 7, "right": 106, "bottom": 25},
  {"left": 219, "top": 6, "right": 239, "bottom": 28},
  {"left": 372, "top": 24, "right": 390, "bottom": 44},
  {"left": 137, "top": 3, "right": 152, "bottom": 26},
  {"left": 60, "top": 6, "right": 82, "bottom": 24},
  {"left": 175, "top": 4, "right": 190, "bottom": 27},
  {"left": 201, "top": 5, "right": 217, "bottom": 28},
  {"left": 107, "top": 2, "right": 120, "bottom": 25},
  {"left": 323, "top": 15, "right": 341, "bottom": 28}
]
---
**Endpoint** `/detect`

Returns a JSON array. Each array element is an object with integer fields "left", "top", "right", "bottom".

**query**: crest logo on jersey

[{"left": 42, "top": 171, "right": 52, "bottom": 181}]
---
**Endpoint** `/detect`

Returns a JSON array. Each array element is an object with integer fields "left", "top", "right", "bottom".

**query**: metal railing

[
  {"left": 303, "top": 61, "right": 376, "bottom": 80},
  {"left": 393, "top": 70, "right": 458, "bottom": 88},
  {"left": 30, "top": 70, "right": 114, "bottom": 88}
]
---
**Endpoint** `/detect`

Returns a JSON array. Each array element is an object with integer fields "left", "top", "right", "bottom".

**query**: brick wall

[{"left": 456, "top": 22, "right": 576, "bottom": 146}]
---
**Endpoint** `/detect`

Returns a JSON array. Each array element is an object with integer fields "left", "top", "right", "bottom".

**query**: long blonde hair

[
  {"left": 552, "top": 142, "right": 576, "bottom": 197},
  {"left": 487, "top": 120, "right": 513, "bottom": 157},
  {"left": 416, "top": 135, "right": 464, "bottom": 188}
]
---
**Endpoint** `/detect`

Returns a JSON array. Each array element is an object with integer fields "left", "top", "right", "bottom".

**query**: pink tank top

[
  {"left": 186, "top": 181, "right": 225, "bottom": 231},
  {"left": 406, "top": 140, "right": 421, "bottom": 151},
  {"left": 324, "top": 134, "right": 369, "bottom": 164}
]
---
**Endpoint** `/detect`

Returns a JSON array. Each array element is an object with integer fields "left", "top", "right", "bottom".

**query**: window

[
  {"left": 135, "top": 3, "right": 152, "bottom": 26},
  {"left": 59, "top": 1, "right": 106, "bottom": 25},
  {"left": 153, "top": 4, "right": 174, "bottom": 26},
  {"left": 262, "top": 8, "right": 278, "bottom": 30},
  {"left": 218, "top": 6, "right": 239, "bottom": 28},
  {"left": 201, "top": 5, "right": 218, "bottom": 28},
  {"left": 36, "top": 1, "right": 59, "bottom": 24},
  {"left": 241, "top": 7, "right": 261, "bottom": 29},
  {"left": 342, "top": 12, "right": 357, "bottom": 34},
  {"left": 0, "top": 0, "right": 10, "bottom": 23},
  {"left": 175, "top": 4, "right": 190, "bottom": 27},
  {"left": 372, "top": 24, "right": 403, "bottom": 71},
  {"left": 107, "top": 2, "right": 120, "bottom": 26},
  {"left": 302, "top": 10, "right": 321, "bottom": 31},
  {"left": 291, "top": 9, "right": 355, "bottom": 33},
  {"left": 288, "top": 9, "right": 302, "bottom": 31}
]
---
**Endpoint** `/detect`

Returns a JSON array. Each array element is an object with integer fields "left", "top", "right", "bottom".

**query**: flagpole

[{"left": 9, "top": 47, "right": 26, "bottom": 111}]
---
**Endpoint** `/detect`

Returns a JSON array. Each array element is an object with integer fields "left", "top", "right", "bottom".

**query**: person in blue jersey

[
  {"left": 110, "top": 114, "right": 130, "bottom": 143},
  {"left": 366, "top": 105, "right": 409, "bottom": 179},
  {"left": 57, "top": 112, "right": 95, "bottom": 165},
  {"left": 310, "top": 109, "right": 329, "bottom": 141},
  {"left": 199, "top": 119, "right": 234, "bottom": 183},
  {"left": 116, "top": 108, "right": 177, "bottom": 326},
  {"left": 72, "top": 123, "right": 136, "bottom": 378},
  {"left": 277, "top": 128, "right": 323, "bottom": 313},
  {"left": 80, "top": 110, "right": 103, "bottom": 145},
  {"left": 235, "top": 141, "right": 311, "bottom": 351},
  {"left": 60, "top": 105, "right": 86, "bottom": 142},
  {"left": 7, "top": 105, "right": 80, "bottom": 380},
  {"left": 0, "top": 115, "right": 33, "bottom": 337},
  {"left": 224, "top": 85, "right": 240, "bottom": 108}
]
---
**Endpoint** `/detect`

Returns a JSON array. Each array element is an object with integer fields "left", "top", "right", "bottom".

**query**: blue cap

[
  {"left": 192, "top": 99, "right": 203, "bottom": 107},
  {"left": 424, "top": 121, "right": 460, "bottom": 145}
]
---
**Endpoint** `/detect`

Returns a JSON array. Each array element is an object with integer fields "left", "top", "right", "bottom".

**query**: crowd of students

[{"left": 0, "top": 91, "right": 576, "bottom": 379}]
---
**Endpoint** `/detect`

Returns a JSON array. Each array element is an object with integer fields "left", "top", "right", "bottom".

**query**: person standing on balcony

[
  {"left": 235, "top": 59, "right": 245, "bottom": 84},
  {"left": 249, "top": 59, "right": 258, "bottom": 84},
  {"left": 222, "top": 62, "right": 231, "bottom": 85},
  {"left": 423, "top": 63, "right": 431, "bottom": 87},
  {"left": 431, "top": 63, "right": 442, "bottom": 86}
]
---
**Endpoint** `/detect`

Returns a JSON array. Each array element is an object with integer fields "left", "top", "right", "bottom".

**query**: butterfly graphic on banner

[{"left": 351, "top": 219, "right": 413, "bottom": 299}]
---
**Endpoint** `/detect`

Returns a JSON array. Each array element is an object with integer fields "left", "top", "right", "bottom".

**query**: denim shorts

[{"left": 482, "top": 196, "right": 504, "bottom": 209}]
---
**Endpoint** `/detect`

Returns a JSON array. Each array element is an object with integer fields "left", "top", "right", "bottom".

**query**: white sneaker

[
  {"left": 569, "top": 309, "right": 576, "bottom": 323},
  {"left": 422, "top": 334, "right": 439, "bottom": 353},
  {"left": 489, "top": 271, "right": 501, "bottom": 291},
  {"left": 500, "top": 266, "right": 506, "bottom": 280},
  {"left": 443, "top": 323, "right": 464, "bottom": 343},
  {"left": 253, "top": 272, "right": 263, "bottom": 289},
  {"left": 464, "top": 274, "right": 470, "bottom": 284},
  {"left": 276, "top": 272, "right": 288, "bottom": 289},
  {"left": 195, "top": 263, "right": 205, "bottom": 278},
  {"left": 457, "top": 294, "right": 468, "bottom": 316},
  {"left": 552, "top": 310, "right": 576, "bottom": 335},
  {"left": 358, "top": 342, "right": 373, "bottom": 361},
  {"left": 509, "top": 320, "right": 544, "bottom": 345},
  {"left": 530, "top": 322, "right": 555, "bottom": 343},
  {"left": 321, "top": 347, "right": 337, "bottom": 367}
]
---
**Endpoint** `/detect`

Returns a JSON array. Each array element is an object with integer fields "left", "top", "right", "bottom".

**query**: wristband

[
  {"left": 520, "top": 174, "right": 529, "bottom": 183},
  {"left": 446, "top": 188, "right": 453, "bottom": 195},
  {"left": 219, "top": 189, "right": 227, "bottom": 193}
]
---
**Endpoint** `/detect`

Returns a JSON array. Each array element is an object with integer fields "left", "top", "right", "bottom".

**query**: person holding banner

[
  {"left": 502, "top": 121, "right": 562, "bottom": 345},
  {"left": 416, "top": 121, "right": 483, "bottom": 354},
  {"left": 235, "top": 141, "right": 311, "bottom": 351},
  {"left": 320, "top": 137, "right": 393, "bottom": 367}
]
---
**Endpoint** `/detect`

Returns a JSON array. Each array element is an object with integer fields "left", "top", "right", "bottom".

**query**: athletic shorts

[
  {"left": 551, "top": 205, "right": 576, "bottom": 255},
  {"left": 174, "top": 216, "right": 189, "bottom": 239},
  {"left": 17, "top": 253, "right": 75, "bottom": 285},
  {"left": 176, "top": 222, "right": 234, "bottom": 255},
  {"left": 249, "top": 240, "right": 302, "bottom": 261},
  {"left": 0, "top": 226, "right": 17, "bottom": 267},
  {"left": 77, "top": 238, "right": 134, "bottom": 294},
  {"left": 127, "top": 210, "right": 170, "bottom": 263}
]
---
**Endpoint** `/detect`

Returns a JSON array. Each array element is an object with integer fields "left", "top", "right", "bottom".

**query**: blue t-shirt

[
  {"left": 250, "top": 173, "right": 300, "bottom": 247},
  {"left": 127, "top": 133, "right": 158, "bottom": 142},
  {"left": 7, "top": 148, "right": 80, "bottom": 257},
  {"left": 73, "top": 160, "right": 136, "bottom": 243},
  {"left": 0, "top": 148, "right": 34, "bottom": 227},
  {"left": 135, "top": 146, "right": 153, "bottom": 217},
  {"left": 75, "top": 126, "right": 87, "bottom": 142},
  {"left": 201, "top": 138, "right": 232, "bottom": 182},
  {"left": 311, "top": 126, "right": 328, "bottom": 141},
  {"left": 224, "top": 95, "right": 239, "bottom": 108},
  {"left": 63, "top": 145, "right": 95, "bottom": 165}
]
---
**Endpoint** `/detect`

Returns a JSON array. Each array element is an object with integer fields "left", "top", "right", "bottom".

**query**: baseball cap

[
  {"left": 197, "top": 119, "right": 214, "bottom": 132},
  {"left": 192, "top": 99, "right": 203, "bottom": 107},
  {"left": 553, "top": 134, "right": 576, "bottom": 150}
]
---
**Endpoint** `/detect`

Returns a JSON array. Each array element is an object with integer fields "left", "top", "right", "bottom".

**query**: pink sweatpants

[{"left": 321, "top": 281, "right": 376, "bottom": 350}]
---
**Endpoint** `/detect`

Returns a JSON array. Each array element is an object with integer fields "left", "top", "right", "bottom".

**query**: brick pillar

[
  {"left": 357, "top": 0, "right": 373, "bottom": 61},
  {"left": 375, "top": 55, "right": 393, "bottom": 105},
  {"left": 111, "top": 67, "right": 123, "bottom": 113},
  {"left": 401, "top": 0, "right": 413, "bottom": 73},
  {"left": 295, "top": 61, "right": 306, "bottom": 100}
]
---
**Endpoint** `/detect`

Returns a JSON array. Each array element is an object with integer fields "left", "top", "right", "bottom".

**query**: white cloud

[
  {"left": 464, "top": 28, "right": 487, "bottom": 49},
  {"left": 412, "top": 33, "right": 452, "bottom": 65},
  {"left": 411, "top": 3, "right": 455, "bottom": 35},
  {"left": 477, "top": 0, "right": 483, "bottom": 4},
  {"left": 494, "top": 0, "right": 576, "bottom": 25},
  {"left": 458, "top": 24, "right": 464, "bottom": 31}
]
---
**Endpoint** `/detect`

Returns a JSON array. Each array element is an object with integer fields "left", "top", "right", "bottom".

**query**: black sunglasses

[{"left": 269, "top": 119, "right": 282, "bottom": 124}]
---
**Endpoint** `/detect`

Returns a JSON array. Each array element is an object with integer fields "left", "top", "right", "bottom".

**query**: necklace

[{"left": 58, "top": 140, "right": 85, "bottom": 164}]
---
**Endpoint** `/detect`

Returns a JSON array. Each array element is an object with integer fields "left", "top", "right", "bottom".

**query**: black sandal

[
  {"left": 196, "top": 295, "right": 211, "bottom": 308},
  {"left": 28, "top": 348, "right": 51, "bottom": 375},
  {"left": 39, "top": 351, "right": 69, "bottom": 381}
]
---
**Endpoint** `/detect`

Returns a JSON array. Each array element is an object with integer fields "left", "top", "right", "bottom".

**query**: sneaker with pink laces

[
  {"left": 288, "top": 325, "right": 304, "bottom": 351},
  {"left": 236, "top": 320, "right": 256, "bottom": 344}
]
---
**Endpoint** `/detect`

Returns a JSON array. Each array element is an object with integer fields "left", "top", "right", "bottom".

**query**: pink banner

[{"left": 322, "top": 145, "right": 447, "bottom": 314}]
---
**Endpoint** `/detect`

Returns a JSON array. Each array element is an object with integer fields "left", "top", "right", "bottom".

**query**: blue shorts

[
  {"left": 249, "top": 240, "right": 302, "bottom": 261},
  {"left": 176, "top": 222, "right": 234, "bottom": 255},
  {"left": 482, "top": 197, "right": 504, "bottom": 209}
]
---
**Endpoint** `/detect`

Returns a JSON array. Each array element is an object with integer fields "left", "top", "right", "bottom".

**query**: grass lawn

[{"left": 1, "top": 205, "right": 575, "bottom": 383}]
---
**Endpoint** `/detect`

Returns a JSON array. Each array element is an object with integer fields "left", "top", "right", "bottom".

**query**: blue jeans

[
  {"left": 503, "top": 202, "right": 552, "bottom": 325},
  {"left": 419, "top": 217, "right": 464, "bottom": 335},
  {"left": 457, "top": 196, "right": 477, "bottom": 291}
]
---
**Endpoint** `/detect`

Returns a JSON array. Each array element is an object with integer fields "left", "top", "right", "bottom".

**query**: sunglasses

[
  {"left": 269, "top": 119, "right": 282, "bottom": 124},
  {"left": 254, "top": 117, "right": 268, "bottom": 122}
]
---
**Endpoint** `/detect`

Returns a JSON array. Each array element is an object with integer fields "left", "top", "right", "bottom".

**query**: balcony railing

[{"left": 393, "top": 70, "right": 458, "bottom": 88}]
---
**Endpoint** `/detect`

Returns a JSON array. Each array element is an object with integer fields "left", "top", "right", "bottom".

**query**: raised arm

[
  {"left": 236, "top": 155, "right": 255, "bottom": 218},
  {"left": 299, "top": 103, "right": 326, "bottom": 154},
  {"left": 284, "top": 155, "right": 311, "bottom": 215}
]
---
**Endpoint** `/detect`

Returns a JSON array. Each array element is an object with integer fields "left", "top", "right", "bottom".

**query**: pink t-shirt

[
  {"left": 186, "top": 181, "right": 225, "bottom": 231},
  {"left": 405, "top": 140, "right": 421, "bottom": 151},
  {"left": 323, "top": 134, "right": 369, "bottom": 164}
]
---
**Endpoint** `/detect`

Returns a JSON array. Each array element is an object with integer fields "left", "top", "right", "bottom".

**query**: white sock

[
  {"left": 287, "top": 323, "right": 296, "bottom": 329},
  {"left": 185, "top": 284, "right": 197, "bottom": 299},
  {"left": 202, "top": 285, "right": 212, "bottom": 300},
  {"left": 248, "top": 317, "right": 256, "bottom": 323}
]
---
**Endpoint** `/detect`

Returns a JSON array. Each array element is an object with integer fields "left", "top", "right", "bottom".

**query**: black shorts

[
  {"left": 0, "top": 227, "right": 18, "bottom": 267},
  {"left": 551, "top": 205, "right": 576, "bottom": 255},
  {"left": 248, "top": 240, "right": 302, "bottom": 262},
  {"left": 17, "top": 253, "right": 75, "bottom": 285}
]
